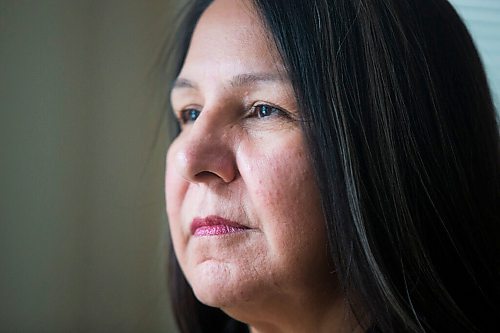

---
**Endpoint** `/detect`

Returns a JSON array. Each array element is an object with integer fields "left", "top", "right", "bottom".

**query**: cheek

[
  {"left": 165, "top": 140, "right": 186, "bottom": 213},
  {"left": 239, "top": 138, "right": 331, "bottom": 297},
  {"left": 165, "top": 142, "right": 188, "bottom": 250},
  {"left": 242, "top": 136, "right": 326, "bottom": 259}
]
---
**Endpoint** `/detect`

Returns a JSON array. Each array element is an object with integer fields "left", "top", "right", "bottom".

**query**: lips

[{"left": 190, "top": 215, "right": 249, "bottom": 236}]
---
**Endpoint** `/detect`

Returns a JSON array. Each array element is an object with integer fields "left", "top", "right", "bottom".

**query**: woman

[{"left": 164, "top": 0, "right": 500, "bottom": 332}]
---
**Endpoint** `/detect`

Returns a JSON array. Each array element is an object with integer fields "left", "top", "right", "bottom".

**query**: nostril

[{"left": 194, "top": 171, "right": 220, "bottom": 182}]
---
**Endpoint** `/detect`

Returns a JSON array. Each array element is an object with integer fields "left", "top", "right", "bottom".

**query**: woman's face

[{"left": 166, "top": 0, "right": 335, "bottom": 321}]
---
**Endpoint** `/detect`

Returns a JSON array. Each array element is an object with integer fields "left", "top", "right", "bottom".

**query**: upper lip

[{"left": 190, "top": 215, "right": 249, "bottom": 235}]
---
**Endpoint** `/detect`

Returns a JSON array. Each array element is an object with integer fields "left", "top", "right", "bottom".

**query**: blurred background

[
  {"left": 1, "top": 0, "right": 180, "bottom": 332},
  {"left": 0, "top": 0, "right": 498, "bottom": 332}
]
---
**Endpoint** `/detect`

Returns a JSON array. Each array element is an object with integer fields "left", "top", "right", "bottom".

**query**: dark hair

[{"left": 166, "top": 0, "right": 500, "bottom": 332}]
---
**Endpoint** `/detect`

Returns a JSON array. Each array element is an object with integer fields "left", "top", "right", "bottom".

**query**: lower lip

[
  {"left": 193, "top": 225, "right": 248, "bottom": 237},
  {"left": 191, "top": 216, "right": 249, "bottom": 237}
]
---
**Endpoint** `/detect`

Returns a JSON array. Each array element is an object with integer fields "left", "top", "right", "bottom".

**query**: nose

[{"left": 174, "top": 118, "right": 238, "bottom": 185}]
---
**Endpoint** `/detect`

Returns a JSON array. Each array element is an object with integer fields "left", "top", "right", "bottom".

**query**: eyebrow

[{"left": 172, "top": 72, "right": 287, "bottom": 91}]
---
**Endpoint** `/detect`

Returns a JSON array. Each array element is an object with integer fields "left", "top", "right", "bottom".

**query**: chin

[{"left": 188, "top": 260, "right": 257, "bottom": 309}]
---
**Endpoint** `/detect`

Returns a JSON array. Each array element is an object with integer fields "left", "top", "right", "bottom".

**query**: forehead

[{"left": 179, "top": 0, "right": 283, "bottom": 81}]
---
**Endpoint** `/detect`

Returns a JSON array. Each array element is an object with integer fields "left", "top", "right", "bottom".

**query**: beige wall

[{"left": 0, "top": 1, "right": 180, "bottom": 332}]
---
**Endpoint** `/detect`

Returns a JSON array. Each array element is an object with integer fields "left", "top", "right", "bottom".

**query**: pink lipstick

[{"left": 191, "top": 216, "right": 249, "bottom": 236}]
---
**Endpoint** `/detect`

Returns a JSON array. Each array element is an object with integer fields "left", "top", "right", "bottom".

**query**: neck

[{"left": 224, "top": 288, "right": 365, "bottom": 333}]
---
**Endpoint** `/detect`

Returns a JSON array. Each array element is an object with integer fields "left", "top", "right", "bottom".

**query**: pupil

[
  {"left": 259, "top": 105, "right": 270, "bottom": 117},
  {"left": 188, "top": 109, "right": 199, "bottom": 121},
  {"left": 190, "top": 110, "right": 198, "bottom": 120},
  {"left": 181, "top": 109, "right": 200, "bottom": 123}
]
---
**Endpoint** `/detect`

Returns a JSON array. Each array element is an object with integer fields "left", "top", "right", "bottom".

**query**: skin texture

[{"left": 165, "top": 1, "right": 361, "bottom": 332}]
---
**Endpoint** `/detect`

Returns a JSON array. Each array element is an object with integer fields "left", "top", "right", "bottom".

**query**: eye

[
  {"left": 180, "top": 108, "right": 201, "bottom": 124},
  {"left": 253, "top": 104, "right": 282, "bottom": 118}
]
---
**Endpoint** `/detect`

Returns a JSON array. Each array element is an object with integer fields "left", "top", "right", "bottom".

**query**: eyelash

[{"left": 178, "top": 103, "right": 288, "bottom": 125}]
